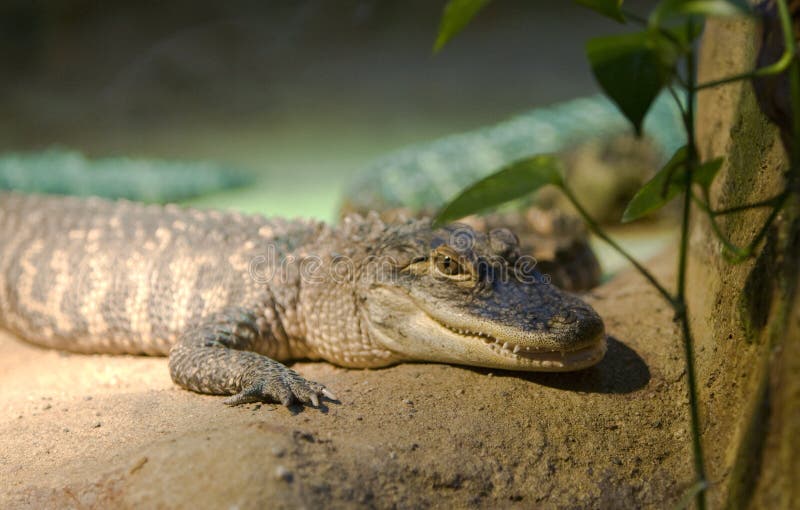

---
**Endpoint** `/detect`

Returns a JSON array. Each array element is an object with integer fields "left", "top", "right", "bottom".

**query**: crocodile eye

[{"left": 434, "top": 253, "right": 463, "bottom": 276}]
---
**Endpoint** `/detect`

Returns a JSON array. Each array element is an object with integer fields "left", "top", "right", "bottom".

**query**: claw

[{"left": 223, "top": 376, "right": 334, "bottom": 409}]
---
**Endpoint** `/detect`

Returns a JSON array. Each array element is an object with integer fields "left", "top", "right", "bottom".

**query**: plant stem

[
  {"left": 698, "top": 188, "right": 757, "bottom": 259},
  {"left": 622, "top": 9, "right": 694, "bottom": 57},
  {"left": 677, "top": 304, "right": 706, "bottom": 509},
  {"left": 680, "top": 17, "right": 708, "bottom": 510},
  {"left": 560, "top": 185, "right": 674, "bottom": 305},
  {"left": 697, "top": 0, "right": 795, "bottom": 91},
  {"left": 777, "top": 0, "right": 800, "bottom": 172},
  {"left": 695, "top": 65, "right": 789, "bottom": 90},
  {"left": 711, "top": 192, "right": 787, "bottom": 216},
  {"left": 696, "top": 46, "right": 794, "bottom": 90},
  {"left": 706, "top": 210, "right": 750, "bottom": 259},
  {"left": 668, "top": 84, "right": 689, "bottom": 119},
  {"left": 742, "top": 190, "right": 790, "bottom": 255},
  {"left": 699, "top": 0, "right": 796, "bottom": 264},
  {"left": 692, "top": 182, "right": 789, "bottom": 263}
]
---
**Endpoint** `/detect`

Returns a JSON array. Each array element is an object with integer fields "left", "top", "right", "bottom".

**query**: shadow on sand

[{"left": 470, "top": 336, "right": 650, "bottom": 394}]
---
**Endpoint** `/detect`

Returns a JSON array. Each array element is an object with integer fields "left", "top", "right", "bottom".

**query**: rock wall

[{"left": 693, "top": 15, "right": 799, "bottom": 509}]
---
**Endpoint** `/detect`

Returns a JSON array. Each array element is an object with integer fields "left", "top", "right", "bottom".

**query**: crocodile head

[{"left": 361, "top": 219, "right": 606, "bottom": 371}]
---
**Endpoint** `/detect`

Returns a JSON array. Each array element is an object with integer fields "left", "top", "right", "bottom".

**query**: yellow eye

[{"left": 434, "top": 253, "right": 463, "bottom": 276}]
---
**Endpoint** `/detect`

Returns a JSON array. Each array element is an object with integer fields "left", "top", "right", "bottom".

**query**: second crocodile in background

[{"left": 0, "top": 192, "right": 606, "bottom": 408}]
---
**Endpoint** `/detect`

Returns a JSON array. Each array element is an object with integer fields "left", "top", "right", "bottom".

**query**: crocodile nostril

[{"left": 548, "top": 310, "right": 578, "bottom": 326}]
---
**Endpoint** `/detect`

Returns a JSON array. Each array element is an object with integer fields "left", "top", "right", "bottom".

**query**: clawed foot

[{"left": 223, "top": 369, "right": 338, "bottom": 408}]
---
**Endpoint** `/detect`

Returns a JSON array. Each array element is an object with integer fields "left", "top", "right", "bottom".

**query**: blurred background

[{"left": 0, "top": 0, "right": 660, "bottom": 221}]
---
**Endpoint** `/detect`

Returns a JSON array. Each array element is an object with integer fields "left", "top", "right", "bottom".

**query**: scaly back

[{"left": 0, "top": 192, "right": 322, "bottom": 355}]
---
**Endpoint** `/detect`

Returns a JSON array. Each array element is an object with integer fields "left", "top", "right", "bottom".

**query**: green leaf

[
  {"left": 622, "top": 146, "right": 688, "bottom": 222},
  {"left": 651, "top": 0, "right": 750, "bottom": 26},
  {"left": 433, "top": 0, "right": 491, "bottom": 53},
  {"left": 574, "top": 0, "right": 626, "bottom": 23},
  {"left": 661, "top": 20, "right": 706, "bottom": 51},
  {"left": 693, "top": 156, "right": 723, "bottom": 188},
  {"left": 622, "top": 149, "right": 724, "bottom": 222},
  {"left": 434, "top": 155, "right": 564, "bottom": 226},
  {"left": 586, "top": 30, "right": 678, "bottom": 135}
]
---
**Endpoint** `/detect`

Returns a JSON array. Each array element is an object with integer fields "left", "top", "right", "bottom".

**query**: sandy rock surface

[{"left": 1, "top": 252, "right": 696, "bottom": 509}]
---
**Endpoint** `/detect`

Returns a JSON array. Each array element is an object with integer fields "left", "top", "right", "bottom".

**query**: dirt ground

[{"left": 0, "top": 250, "right": 703, "bottom": 509}]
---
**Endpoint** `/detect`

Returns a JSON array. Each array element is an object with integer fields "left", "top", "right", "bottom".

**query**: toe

[
  {"left": 274, "top": 384, "right": 296, "bottom": 407},
  {"left": 287, "top": 379, "right": 320, "bottom": 407},
  {"left": 223, "top": 386, "right": 263, "bottom": 406}
]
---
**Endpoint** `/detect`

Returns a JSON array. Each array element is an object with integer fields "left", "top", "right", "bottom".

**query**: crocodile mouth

[
  {"left": 366, "top": 286, "right": 606, "bottom": 371},
  {"left": 434, "top": 320, "right": 607, "bottom": 370}
]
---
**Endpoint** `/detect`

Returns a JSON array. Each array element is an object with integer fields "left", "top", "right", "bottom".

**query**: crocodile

[
  {"left": 0, "top": 192, "right": 606, "bottom": 407},
  {"left": 0, "top": 149, "right": 252, "bottom": 203},
  {"left": 338, "top": 92, "right": 686, "bottom": 292},
  {"left": 372, "top": 206, "right": 603, "bottom": 292},
  {"left": 340, "top": 92, "right": 684, "bottom": 224}
]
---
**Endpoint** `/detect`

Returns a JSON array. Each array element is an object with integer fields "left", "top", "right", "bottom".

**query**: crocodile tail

[{"left": 0, "top": 148, "right": 253, "bottom": 203}]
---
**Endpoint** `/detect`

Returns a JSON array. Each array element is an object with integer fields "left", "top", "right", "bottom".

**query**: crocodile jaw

[{"left": 365, "top": 287, "right": 606, "bottom": 372}]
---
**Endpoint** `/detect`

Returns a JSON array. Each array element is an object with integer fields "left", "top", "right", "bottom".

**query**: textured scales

[
  {"left": 0, "top": 149, "right": 252, "bottom": 203},
  {"left": 367, "top": 207, "right": 603, "bottom": 292},
  {"left": 339, "top": 93, "right": 686, "bottom": 292},
  {"left": 340, "top": 92, "right": 684, "bottom": 215},
  {"left": 0, "top": 192, "right": 606, "bottom": 408}
]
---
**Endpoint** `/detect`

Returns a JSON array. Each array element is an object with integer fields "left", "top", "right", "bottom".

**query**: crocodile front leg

[{"left": 168, "top": 307, "right": 335, "bottom": 407}]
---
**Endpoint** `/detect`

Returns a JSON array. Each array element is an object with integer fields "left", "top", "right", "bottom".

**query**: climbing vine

[{"left": 432, "top": 1, "right": 799, "bottom": 508}]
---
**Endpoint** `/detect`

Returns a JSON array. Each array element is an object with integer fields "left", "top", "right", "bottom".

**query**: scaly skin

[
  {"left": 340, "top": 93, "right": 684, "bottom": 218},
  {"left": 0, "top": 192, "right": 606, "bottom": 408},
  {"left": 0, "top": 149, "right": 252, "bottom": 203}
]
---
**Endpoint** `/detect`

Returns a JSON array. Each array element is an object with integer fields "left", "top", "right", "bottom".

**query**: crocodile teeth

[
  {"left": 440, "top": 323, "right": 529, "bottom": 356},
  {"left": 439, "top": 320, "right": 546, "bottom": 358}
]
